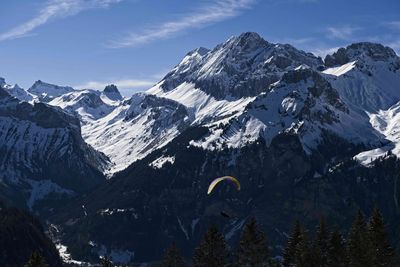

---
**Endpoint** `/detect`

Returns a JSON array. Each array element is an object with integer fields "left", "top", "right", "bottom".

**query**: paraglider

[{"left": 207, "top": 176, "right": 241, "bottom": 195}]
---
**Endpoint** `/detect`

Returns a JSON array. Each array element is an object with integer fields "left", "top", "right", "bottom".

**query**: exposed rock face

[
  {"left": 325, "top": 42, "right": 399, "bottom": 67},
  {"left": 161, "top": 32, "right": 323, "bottom": 99},
  {"left": 28, "top": 80, "right": 75, "bottom": 102},
  {"left": 0, "top": 88, "right": 108, "bottom": 212},
  {"left": 103, "top": 84, "right": 123, "bottom": 101},
  {"left": 323, "top": 42, "right": 400, "bottom": 112}
]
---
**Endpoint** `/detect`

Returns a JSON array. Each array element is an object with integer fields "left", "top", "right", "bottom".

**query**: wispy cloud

[
  {"left": 0, "top": 0, "right": 122, "bottom": 42},
  {"left": 107, "top": 0, "right": 255, "bottom": 48},
  {"left": 326, "top": 25, "right": 360, "bottom": 40},
  {"left": 385, "top": 21, "right": 400, "bottom": 31},
  {"left": 76, "top": 78, "right": 155, "bottom": 90}
]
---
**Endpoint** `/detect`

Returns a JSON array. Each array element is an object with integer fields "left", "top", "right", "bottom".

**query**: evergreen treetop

[
  {"left": 24, "top": 251, "right": 49, "bottom": 267},
  {"left": 236, "top": 217, "right": 270, "bottom": 267},
  {"left": 193, "top": 224, "right": 229, "bottom": 267},
  {"left": 162, "top": 242, "right": 186, "bottom": 267}
]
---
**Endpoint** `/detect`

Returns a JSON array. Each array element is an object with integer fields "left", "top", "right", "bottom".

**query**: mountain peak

[
  {"left": 28, "top": 80, "right": 74, "bottom": 102},
  {"left": 0, "top": 77, "right": 6, "bottom": 87},
  {"left": 103, "top": 84, "right": 123, "bottom": 101},
  {"left": 325, "top": 42, "right": 398, "bottom": 67},
  {"left": 186, "top": 47, "right": 210, "bottom": 57},
  {"left": 224, "top": 31, "right": 269, "bottom": 52},
  {"left": 160, "top": 31, "right": 322, "bottom": 99},
  {"left": 237, "top": 31, "right": 264, "bottom": 41}
]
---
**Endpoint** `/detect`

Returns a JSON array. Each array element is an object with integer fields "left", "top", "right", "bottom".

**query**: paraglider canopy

[{"left": 207, "top": 176, "right": 241, "bottom": 195}]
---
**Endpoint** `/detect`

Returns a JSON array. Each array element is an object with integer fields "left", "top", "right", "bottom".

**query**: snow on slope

[
  {"left": 0, "top": 77, "right": 35, "bottom": 101},
  {"left": 161, "top": 32, "right": 323, "bottom": 99},
  {"left": 149, "top": 155, "right": 175, "bottom": 169},
  {"left": 28, "top": 80, "right": 75, "bottom": 102},
  {"left": 82, "top": 94, "right": 190, "bottom": 174},
  {"left": 17, "top": 39, "right": 400, "bottom": 176},
  {"left": 190, "top": 69, "right": 384, "bottom": 152},
  {"left": 323, "top": 61, "right": 357, "bottom": 76},
  {"left": 148, "top": 82, "right": 255, "bottom": 125},
  {"left": 323, "top": 43, "right": 400, "bottom": 112},
  {"left": 0, "top": 88, "right": 108, "bottom": 209},
  {"left": 26, "top": 179, "right": 75, "bottom": 211},
  {"left": 354, "top": 101, "right": 400, "bottom": 165},
  {"left": 49, "top": 89, "right": 117, "bottom": 123}
]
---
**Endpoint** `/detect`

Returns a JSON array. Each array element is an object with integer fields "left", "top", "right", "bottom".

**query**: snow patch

[
  {"left": 177, "top": 216, "right": 189, "bottom": 240},
  {"left": 26, "top": 179, "right": 74, "bottom": 210},
  {"left": 323, "top": 61, "right": 357, "bottom": 76},
  {"left": 150, "top": 155, "right": 175, "bottom": 169},
  {"left": 225, "top": 218, "right": 247, "bottom": 240}
]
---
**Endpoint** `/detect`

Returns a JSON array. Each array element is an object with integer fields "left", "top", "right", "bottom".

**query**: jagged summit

[
  {"left": 103, "top": 84, "right": 123, "bottom": 101},
  {"left": 0, "top": 77, "right": 6, "bottom": 87},
  {"left": 28, "top": 80, "right": 75, "bottom": 102},
  {"left": 159, "top": 32, "right": 323, "bottom": 99},
  {"left": 224, "top": 31, "right": 270, "bottom": 51},
  {"left": 325, "top": 42, "right": 399, "bottom": 67},
  {"left": 0, "top": 77, "right": 34, "bottom": 102},
  {"left": 186, "top": 47, "right": 210, "bottom": 57}
]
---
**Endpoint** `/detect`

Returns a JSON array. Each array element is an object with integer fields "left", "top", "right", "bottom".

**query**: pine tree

[
  {"left": 283, "top": 220, "right": 302, "bottom": 267},
  {"left": 326, "top": 229, "right": 347, "bottom": 267},
  {"left": 24, "top": 251, "right": 49, "bottom": 267},
  {"left": 162, "top": 242, "right": 186, "bottom": 267},
  {"left": 347, "top": 210, "right": 373, "bottom": 267},
  {"left": 100, "top": 256, "right": 114, "bottom": 267},
  {"left": 312, "top": 216, "right": 329, "bottom": 267},
  {"left": 368, "top": 207, "right": 395, "bottom": 267},
  {"left": 193, "top": 224, "right": 229, "bottom": 267},
  {"left": 236, "top": 217, "right": 270, "bottom": 267},
  {"left": 294, "top": 229, "right": 312, "bottom": 267}
]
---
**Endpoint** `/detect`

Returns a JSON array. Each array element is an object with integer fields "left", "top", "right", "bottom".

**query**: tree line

[
  {"left": 162, "top": 207, "right": 395, "bottom": 267},
  {"left": 25, "top": 207, "right": 396, "bottom": 267}
]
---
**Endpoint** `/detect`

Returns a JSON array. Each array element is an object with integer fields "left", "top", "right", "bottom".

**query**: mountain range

[{"left": 1, "top": 32, "right": 400, "bottom": 264}]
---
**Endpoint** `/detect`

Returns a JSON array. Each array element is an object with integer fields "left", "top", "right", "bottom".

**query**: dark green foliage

[
  {"left": 283, "top": 220, "right": 302, "bottom": 267},
  {"left": 24, "top": 252, "right": 49, "bottom": 267},
  {"left": 193, "top": 224, "right": 229, "bottom": 267},
  {"left": 0, "top": 203, "right": 62, "bottom": 267},
  {"left": 326, "top": 229, "right": 347, "bottom": 267},
  {"left": 294, "top": 229, "right": 312, "bottom": 267},
  {"left": 312, "top": 217, "right": 329, "bottom": 267},
  {"left": 100, "top": 256, "right": 114, "bottom": 267},
  {"left": 236, "top": 217, "right": 270, "bottom": 267},
  {"left": 347, "top": 210, "right": 373, "bottom": 267},
  {"left": 162, "top": 242, "right": 186, "bottom": 267},
  {"left": 368, "top": 207, "right": 395, "bottom": 267}
]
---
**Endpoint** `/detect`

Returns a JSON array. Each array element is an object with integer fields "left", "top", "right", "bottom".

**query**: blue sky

[{"left": 0, "top": 0, "right": 399, "bottom": 96}]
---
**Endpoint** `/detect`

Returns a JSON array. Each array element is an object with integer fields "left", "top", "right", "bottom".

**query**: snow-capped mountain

[
  {"left": 323, "top": 42, "right": 400, "bottom": 113},
  {"left": 82, "top": 93, "right": 190, "bottom": 174},
  {"left": 0, "top": 87, "right": 108, "bottom": 212},
  {"left": 28, "top": 80, "right": 75, "bottom": 102},
  {"left": 2, "top": 32, "right": 399, "bottom": 264},
  {"left": 160, "top": 32, "right": 323, "bottom": 99},
  {"left": 49, "top": 89, "right": 119, "bottom": 123},
  {"left": 102, "top": 84, "right": 123, "bottom": 102},
  {"left": 190, "top": 68, "right": 384, "bottom": 153},
  {"left": 29, "top": 34, "right": 398, "bottom": 175},
  {"left": 320, "top": 43, "right": 400, "bottom": 164},
  {"left": 147, "top": 36, "right": 393, "bottom": 157},
  {"left": 0, "top": 77, "right": 35, "bottom": 102},
  {"left": 45, "top": 84, "right": 188, "bottom": 174}
]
